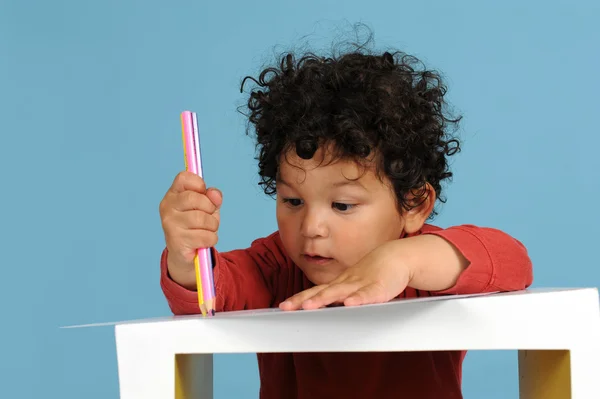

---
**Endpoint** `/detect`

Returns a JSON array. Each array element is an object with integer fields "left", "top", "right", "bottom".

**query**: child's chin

[{"left": 303, "top": 270, "right": 342, "bottom": 287}]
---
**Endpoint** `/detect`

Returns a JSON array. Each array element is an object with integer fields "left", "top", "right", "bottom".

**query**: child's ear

[{"left": 403, "top": 183, "right": 436, "bottom": 234}]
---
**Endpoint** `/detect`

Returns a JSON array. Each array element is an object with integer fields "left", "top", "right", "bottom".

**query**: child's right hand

[{"left": 159, "top": 171, "right": 222, "bottom": 289}]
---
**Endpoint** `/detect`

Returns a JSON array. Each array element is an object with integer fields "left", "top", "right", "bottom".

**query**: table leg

[
  {"left": 519, "top": 350, "right": 571, "bottom": 398},
  {"left": 175, "top": 354, "right": 213, "bottom": 399}
]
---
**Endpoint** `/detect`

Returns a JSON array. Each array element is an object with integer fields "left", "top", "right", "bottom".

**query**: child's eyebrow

[
  {"left": 277, "top": 175, "right": 365, "bottom": 189},
  {"left": 332, "top": 179, "right": 364, "bottom": 188}
]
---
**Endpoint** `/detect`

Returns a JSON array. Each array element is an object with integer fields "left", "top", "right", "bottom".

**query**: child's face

[{"left": 275, "top": 146, "right": 408, "bottom": 286}]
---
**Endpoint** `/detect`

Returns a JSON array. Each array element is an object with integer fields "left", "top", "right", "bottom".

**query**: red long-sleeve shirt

[{"left": 160, "top": 224, "right": 533, "bottom": 399}]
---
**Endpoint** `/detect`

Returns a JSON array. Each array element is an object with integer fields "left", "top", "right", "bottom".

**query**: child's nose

[{"left": 300, "top": 208, "right": 328, "bottom": 238}]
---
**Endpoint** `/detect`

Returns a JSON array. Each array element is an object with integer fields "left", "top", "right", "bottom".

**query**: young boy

[{"left": 158, "top": 45, "right": 533, "bottom": 398}]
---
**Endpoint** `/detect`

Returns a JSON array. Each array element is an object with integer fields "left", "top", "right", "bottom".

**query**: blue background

[{"left": 1, "top": 1, "right": 598, "bottom": 398}]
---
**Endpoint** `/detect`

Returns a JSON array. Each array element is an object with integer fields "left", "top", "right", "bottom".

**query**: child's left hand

[{"left": 279, "top": 240, "right": 413, "bottom": 311}]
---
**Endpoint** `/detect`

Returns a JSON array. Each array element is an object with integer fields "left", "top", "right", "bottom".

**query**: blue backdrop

[{"left": 1, "top": 1, "right": 598, "bottom": 398}]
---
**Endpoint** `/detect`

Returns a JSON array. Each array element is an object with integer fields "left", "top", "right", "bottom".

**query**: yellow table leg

[
  {"left": 519, "top": 350, "right": 571, "bottom": 399},
  {"left": 175, "top": 354, "right": 213, "bottom": 399}
]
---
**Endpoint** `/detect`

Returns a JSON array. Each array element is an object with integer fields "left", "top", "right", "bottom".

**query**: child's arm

[
  {"left": 160, "top": 232, "right": 291, "bottom": 315},
  {"left": 280, "top": 224, "right": 533, "bottom": 310},
  {"left": 417, "top": 224, "right": 533, "bottom": 294}
]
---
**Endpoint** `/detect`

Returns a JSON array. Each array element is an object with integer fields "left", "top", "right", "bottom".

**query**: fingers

[
  {"left": 160, "top": 172, "right": 222, "bottom": 251},
  {"left": 161, "top": 190, "right": 220, "bottom": 233},
  {"left": 301, "top": 282, "right": 360, "bottom": 310},
  {"left": 343, "top": 282, "right": 389, "bottom": 307},
  {"left": 205, "top": 188, "right": 223, "bottom": 224},
  {"left": 174, "top": 210, "right": 220, "bottom": 232},
  {"left": 279, "top": 279, "right": 392, "bottom": 311},
  {"left": 279, "top": 285, "right": 329, "bottom": 311},
  {"left": 205, "top": 188, "right": 223, "bottom": 209},
  {"left": 173, "top": 190, "right": 217, "bottom": 213},
  {"left": 160, "top": 172, "right": 222, "bottom": 287},
  {"left": 169, "top": 171, "right": 207, "bottom": 194}
]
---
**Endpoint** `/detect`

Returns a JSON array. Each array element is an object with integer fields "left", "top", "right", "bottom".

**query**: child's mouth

[{"left": 303, "top": 254, "right": 333, "bottom": 265}]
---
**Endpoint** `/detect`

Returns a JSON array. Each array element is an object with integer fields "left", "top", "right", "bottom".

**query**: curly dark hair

[{"left": 239, "top": 41, "right": 461, "bottom": 218}]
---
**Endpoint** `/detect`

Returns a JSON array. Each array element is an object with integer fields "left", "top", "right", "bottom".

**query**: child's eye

[
  {"left": 332, "top": 202, "right": 354, "bottom": 212},
  {"left": 282, "top": 198, "right": 303, "bottom": 207}
]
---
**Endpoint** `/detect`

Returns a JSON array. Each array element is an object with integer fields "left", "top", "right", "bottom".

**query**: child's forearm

[{"left": 395, "top": 235, "right": 470, "bottom": 292}]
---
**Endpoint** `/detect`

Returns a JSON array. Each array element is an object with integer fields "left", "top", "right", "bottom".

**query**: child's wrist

[
  {"left": 383, "top": 239, "right": 418, "bottom": 284},
  {"left": 166, "top": 252, "right": 197, "bottom": 291},
  {"left": 400, "top": 234, "right": 468, "bottom": 291}
]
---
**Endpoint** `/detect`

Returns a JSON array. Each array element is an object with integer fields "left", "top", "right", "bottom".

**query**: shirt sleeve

[
  {"left": 160, "top": 231, "right": 291, "bottom": 315},
  {"left": 421, "top": 224, "right": 533, "bottom": 295}
]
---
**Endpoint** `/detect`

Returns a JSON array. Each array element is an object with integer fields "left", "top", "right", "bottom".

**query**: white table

[{"left": 66, "top": 288, "right": 600, "bottom": 398}]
